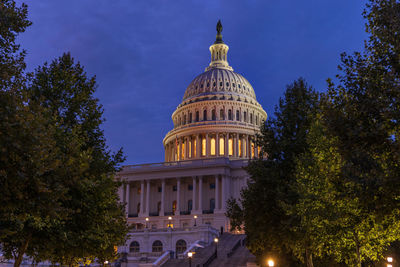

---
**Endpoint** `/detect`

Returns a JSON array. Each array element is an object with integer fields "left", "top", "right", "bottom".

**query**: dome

[{"left": 182, "top": 68, "right": 257, "bottom": 101}]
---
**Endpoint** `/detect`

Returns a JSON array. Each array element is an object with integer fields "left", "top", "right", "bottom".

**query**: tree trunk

[
  {"left": 13, "top": 236, "right": 31, "bottom": 267},
  {"left": 305, "top": 248, "right": 314, "bottom": 267},
  {"left": 353, "top": 230, "right": 362, "bottom": 267}
]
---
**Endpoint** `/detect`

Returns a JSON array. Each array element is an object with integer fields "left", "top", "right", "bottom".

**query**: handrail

[
  {"left": 152, "top": 250, "right": 171, "bottom": 266},
  {"left": 202, "top": 250, "right": 217, "bottom": 267},
  {"left": 227, "top": 239, "right": 241, "bottom": 258}
]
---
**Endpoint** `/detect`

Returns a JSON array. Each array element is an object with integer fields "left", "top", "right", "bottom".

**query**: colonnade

[
  {"left": 124, "top": 175, "right": 230, "bottom": 218},
  {"left": 164, "top": 133, "right": 259, "bottom": 162}
]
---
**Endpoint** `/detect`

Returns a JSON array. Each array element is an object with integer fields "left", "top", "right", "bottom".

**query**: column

[
  {"left": 176, "top": 178, "right": 181, "bottom": 214},
  {"left": 225, "top": 133, "right": 229, "bottom": 157},
  {"left": 199, "top": 176, "right": 203, "bottom": 212},
  {"left": 221, "top": 176, "right": 227, "bottom": 211},
  {"left": 234, "top": 134, "right": 239, "bottom": 157},
  {"left": 242, "top": 135, "right": 246, "bottom": 158},
  {"left": 160, "top": 179, "right": 165, "bottom": 216},
  {"left": 178, "top": 138, "right": 182, "bottom": 161},
  {"left": 125, "top": 182, "right": 130, "bottom": 215},
  {"left": 206, "top": 133, "right": 210, "bottom": 157},
  {"left": 196, "top": 134, "right": 201, "bottom": 159},
  {"left": 216, "top": 133, "right": 220, "bottom": 156},
  {"left": 145, "top": 180, "right": 150, "bottom": 216},
  {"left": 140, "top": 181, "right": 145, "bottom": 215},
  {"left": 247, "top": 135, "right": 250, "bottom": 158},
  {"left": 215, "top": 176, "right": 220, "bottom": 210},
  {"left": 192, "top": 176, "right": 197, "bottom": 214}
]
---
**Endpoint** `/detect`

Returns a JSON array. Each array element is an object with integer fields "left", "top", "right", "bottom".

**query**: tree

[
  {"left": 294, "top": 0, "right": 400, "bottom": 266},
  {"left": 227, "top": 78, "right": 320, "bottom": 266}
]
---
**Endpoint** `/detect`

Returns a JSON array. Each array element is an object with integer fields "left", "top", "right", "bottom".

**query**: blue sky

[{"left": 16, "top": 0, "right": 368, "bottom": 164}]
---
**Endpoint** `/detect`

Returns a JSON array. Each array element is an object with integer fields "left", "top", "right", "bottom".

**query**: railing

[
  {"left": 183, "top": 240, "right": 205, "bottom": 256},
  {"left": 227, "top": 239, "right": 241, "bottom": 258},
  {"left": 153, "top": 250, "right": 171, "bottom": 266},
  {"left": 202, "top": 209, "right": 214, "bottom": 214},
  {"left": 202, "top": 250, "right": 217, "bottom": 267},
  {"left": 122, "top": 158, "right": 249, "bottom": 172},
  {"left": 180, "top": 210, "right": 190, "bottom": 215}
]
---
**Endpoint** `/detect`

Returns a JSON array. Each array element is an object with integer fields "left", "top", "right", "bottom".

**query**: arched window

[
  {"left": 244, "top": 111, "right": 247, "bottom": 122},
  {"left": 210, "top": 198, "right": 215, "bottom": 210},
  {"left": 220, "top": 109, "right": 225, "bottom": 120},
  {"left": 188, "top": 199, "right": 193, "bottom": 211},
  {"left": 212, "top": 109, "right": 216, "bottom": 120},
  {"left": 152, "top": 240, "right": 163, "bottom": 253},
  {"left": 137, "top": 203, "right": 141, "bottom": 214},
  {"left": 228, "top": 109, "right": 232, "bottom": 120},
  {"left": 236, "top": 110, "right": 240, "bottom": 121},
  {"left": 203, "top": 110, "right": 207, "bottom": 121},
  {"left": 130, "top": 241, "right": 140, "bottom": 253},
  {"left": 196, "top": 111, "right": 199, "bottom": 122},
  {"left": 189, "top": 113, "right": 192, "bottom": 123},
  {"left": 183, "top": 115, "right": 186, "bottom": 125},
  {"left": 176, "top": 240, "right": 187, "bottom": 255},
  {"left": 250, "top": 113, "right": 253, "bottom": 124}
]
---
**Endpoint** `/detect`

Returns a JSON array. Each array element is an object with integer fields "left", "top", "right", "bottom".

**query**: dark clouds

[{"left": 16, "top": 0, "right": 367, "bottom": 164}]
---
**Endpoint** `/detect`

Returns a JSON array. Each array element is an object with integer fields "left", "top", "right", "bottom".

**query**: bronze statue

[{"left": 216, "top": 20, "right": 223, "bottom": 34}]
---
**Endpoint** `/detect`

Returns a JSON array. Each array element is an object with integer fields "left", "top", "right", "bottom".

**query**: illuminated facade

[{"left": 118, "top": 21, "right": 267, "bottom": 265}]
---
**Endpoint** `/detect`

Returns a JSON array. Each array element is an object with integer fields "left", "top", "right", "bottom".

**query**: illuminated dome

[{"left": 163, "top": 20, "right": 267, "bottom": 162}]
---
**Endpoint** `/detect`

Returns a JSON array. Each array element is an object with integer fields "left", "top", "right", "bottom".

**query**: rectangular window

[
  {"left": 202, "top": 137, "right": 206, "bottom": 156},
  {"left": 177, "top": 144, "right": 180, "bottom": 160},
  {"left": 189, "top": 113, "right": 192, "bottom": 123},
  {"left": 196, "top": 111, "right": 199, "bottom": 122},
  {"left": 210, "top": 183, "right": 215, "bottom": 189},
  {"left": 244, "top": 112, "right": 247, "bottom": 122},
  {"left": 210, "top": 138, "right": 216, "bottom": 156},
  {"left": 182, "top": 142, "right": 185, "bottom": 160},
  {"left": 194, "top": 139, "right": 197, "bottom": 157},
  {"left": 189, "top": 140, "right": 192, "bottom": 158},
  {"left": 173, "top": 185, "right": 177, "bottom": 191},
  {"left": 239, "top": 139, "right": 242, "bottom": 157},
  {"left": 229, "top": 138, "right": 233, "bottom": 156},
  {"left": 188, "top": 185, "right": 193, "bottom": 191},
  {"left": 158, "top": 187, "right": 162, "bottom": 193},
  {"left": 219, "top": 137, "right": 224, "bottom": 155}
]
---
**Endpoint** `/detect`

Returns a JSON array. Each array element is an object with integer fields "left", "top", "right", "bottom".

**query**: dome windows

[
  {"left": 236, "top": 110, "right": 240, "bottom": 121},
  {"left": 220, "top": 82, "right": 223, "bottom": 87},
  {"left": 226, "top": 82, "right": 229, "bottom": 87},
  {"left": 203, "top": 110, "right": 207, "bottom": 121},
  {"left": 212, "top": 109, "right": 216, "bottom": 120}
]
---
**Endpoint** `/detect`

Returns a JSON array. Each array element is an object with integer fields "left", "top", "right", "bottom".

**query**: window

[
  {"left": 172, "top": 200, "right": 177, "bottom": 213},
  {"left": 210, "top": 183, "right": 215, "bottom": 189},
  {"left": 251, "top": 142, "right": 255, "bottom": 158},
  {"left": 210, "top": 138, "right": 216, "bottom": 156},
  {"left": 173, "top": 185, "right": 177, "bottom": 191},
  {"left": 210, "top": 198, "right": 215, "bottom": 210},
  {"left": 188, "top": 200, "right": 193, "bottom": 211},
  {"left": 152, "top": 240, "right": 163, "bottom": 253},
  {"left": 189, "top": 140, "right": 192, "bottom": 158},
  {"left": 220, "top": 109, "right": 225, "bottom": 120},
  {"left": 137, "top": 203, "right": 141, "bottom": 214},
  {"left": 232, "top": 83, "right": 235, "bottom": 87},
  {"left": 176, "top": 240, "right": 187, "bottom": 255},
  {"left": 219, "top": 137, "right": 224, "bottom": 155},
  {"left": 188, "top": 185, "right": 193, "bottom": 191},
  {"left": 238, "top": 84, "right": 241, "bottom": 88},
  {"left": 250, "top": 113, "right": 253, "bottom": 124},
  {"left": 220, "top": 81, "right": 223, "bottom": 87},
  {"left": 189, "top": 113, "right": 192, "bottom": 123},
  {"left": 201, "top": 137, "right": 206, "bottom": 156},
  {"left": 181, "top": 142, "right": 185, "bottom": 160},
  {"left": 130, "top": 241, "right": 140, "bottom": 253},
  {"left": 226, "top": 82, "right": 229, "bottom": 87},
  {"left": 229, "top": 138, "right": 233, "bottom": 156},
  {"left": 193, "top": 139, "right": 197, "bottom": 157},
  {"left": 196, "top": 111, "right": 199, "bottom": 122},
  {"left": 256, "top": 115, "right": 258, "bottom": 125},
  {"left": 179, "top": 117, "right": 181, "bottom": 125},
  {"left": 177, "top": 143, "right": 180, "bottom": 161},
  {"left": 212, "top": 109, "right": 216, "bottom": 120},
  {"left": 158, "top": 187, "right": 162, "bottom": 193},
  {"left": 239, "top": 139, "right": 242, "bottom": 157},
  {"left": 236, "top": 110, "right": 240, "bottom": 121},
  {"left": 213, "top": 82, "right": 216, "bottom": 87},
  {"left": 228, "top": 109, "right": 232, "bottom": 120},
  {"left": 203, "top": 110, "right": 207, "bottom": 121}
]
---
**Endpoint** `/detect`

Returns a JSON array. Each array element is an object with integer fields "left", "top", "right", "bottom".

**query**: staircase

[{"left": 163, "top": 233, "right": 255, "bottom": 267}]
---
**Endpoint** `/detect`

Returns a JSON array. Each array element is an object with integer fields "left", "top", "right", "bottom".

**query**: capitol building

[{"left": 118, "top": 21, "right": 267, "bottom": 266}]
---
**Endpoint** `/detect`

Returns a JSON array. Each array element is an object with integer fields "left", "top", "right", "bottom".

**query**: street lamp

[
  {"left": 267, "top": 259, "right": 275, "bottom": 267},
  {"left": 168, "top": 216, "right": 172, "bottom": 228},
  {"left": 214, "top": 237, "right": 219, "bottom": 258},
  {"left": 188, "top": 252, "right": 193, "bottom": 267},
  {"left": 194, "top": 215, "right": 197, "bottom": 226},
  {"left": 388, "top": 257, "right": 393, "bottom": 262},
  {"left": 145, "top": 217, "right": 149, "bottom": 228}
]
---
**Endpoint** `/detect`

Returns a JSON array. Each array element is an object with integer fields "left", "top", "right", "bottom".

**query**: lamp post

[
  {"left": 214, "top": 237, "right": 219, "bottom": 258},
  {"left": 188, "top": 252, "right": 193, "bottom": 267},
  {"left": 194, "top": 215, "right": 197, "bottom": 226},
  {"left": 267, "top": 259, "right": 275, "bottom": 267},
  {"left": 387, "top": 256, "right": 393, "bottom": 267},
  {"left": 168, "top": 216, "right": 172, "bottom": 228},
  {"left": 145, "top": 217, "right": 149, "bottom": 228}
]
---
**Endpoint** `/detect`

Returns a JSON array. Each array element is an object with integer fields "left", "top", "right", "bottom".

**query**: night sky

[{"left": 16, "top": 1, "right": 368, "bottom": 165}]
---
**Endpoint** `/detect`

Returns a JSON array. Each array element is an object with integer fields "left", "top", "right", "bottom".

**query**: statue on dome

[{"left": 216, "top": 20, "right": 223, "bottom": 34}]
